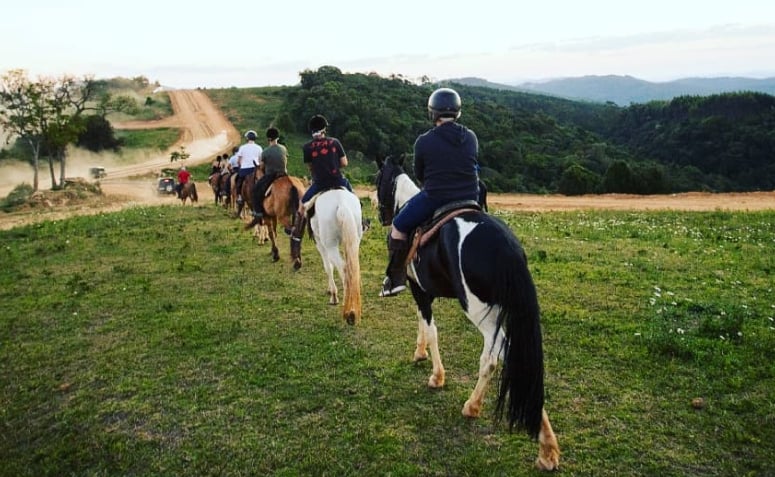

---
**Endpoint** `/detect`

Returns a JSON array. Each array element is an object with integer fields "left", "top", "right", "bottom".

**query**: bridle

[{"left": 376, "top": 167, "right": 399, "bottom": 226}]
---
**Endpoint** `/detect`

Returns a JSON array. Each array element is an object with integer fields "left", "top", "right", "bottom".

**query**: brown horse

[
  {"left": 179, "top": 182, "right": 198, "bottom": 205},
  {"left": 208, "top": 171, "right": 223, "bottom": 205},
  {"left": 244, "top": 175, "right": 307, "bottom": 270},
  {"left": 234, "top": 170, "right": 261, "bottom": 219}
]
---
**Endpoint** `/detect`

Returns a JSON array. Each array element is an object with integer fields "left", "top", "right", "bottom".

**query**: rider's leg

[{"left": 380, "top": 226, "right": 409, "bottom": 297}]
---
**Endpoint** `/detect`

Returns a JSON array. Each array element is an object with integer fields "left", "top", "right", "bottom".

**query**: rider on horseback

[
  {"left": 291, "top": 115, "right": 355, "bottom": 236},
  {"left": 176, "top": 165, "right": 191, "bottom": 198},
  {"left": 379, "top": 87, "right": 481, "bottom": 297},
  {"left": 300, "top": 115, "right": 354, "bottom": 203},
  {"left": 250, "top": 127, "right": 288, "bottom": 222},
  {"left": 236, "top": 130, "right": 262, "bottom": 205}
]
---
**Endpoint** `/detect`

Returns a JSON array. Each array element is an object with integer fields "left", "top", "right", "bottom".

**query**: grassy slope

[
  {"left": 0, "top": 206, "right": 773, "bottom": 476},
  {"left": 1, "top": 89, "right": 773, "bottom": 476}
]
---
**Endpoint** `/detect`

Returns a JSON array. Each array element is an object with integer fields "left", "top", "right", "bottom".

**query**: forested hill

[
  {"left": 213, "top": 66, "right": 775, "bottom": 194},
  {"left": 454, "top": 75, "right": 775, "bottom": 106}
]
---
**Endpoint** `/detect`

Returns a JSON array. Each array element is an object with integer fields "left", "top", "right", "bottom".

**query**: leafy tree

[
  {"left": 1, "top": 70, "right": 135, "bottom": 189},
  {"left": 602, "top": 160, "right": 635, "bottom": 193},
  {"left": 77, "top": 115, "right": 122, "bottom": 152},
  {"left": 0, "top": 69, "right": 52, "bottom": 190},
  {"left": 558, "top": 163, "right": 600, "bottom": 195}
]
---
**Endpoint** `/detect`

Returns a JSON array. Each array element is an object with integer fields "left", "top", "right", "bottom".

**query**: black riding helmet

[
  {"left": 308, "top": 114, "right": 328, "bottom": 133},
  {"left": 428, "top": 87, "right": 461, "bottom": 122},
  {"left": 266, "top": 127, "right": 280, "bottom": 140}
]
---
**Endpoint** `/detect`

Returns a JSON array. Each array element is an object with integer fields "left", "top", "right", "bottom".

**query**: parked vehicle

[{"left": 157, "top": 177, "right": 176, "bottom": 195}]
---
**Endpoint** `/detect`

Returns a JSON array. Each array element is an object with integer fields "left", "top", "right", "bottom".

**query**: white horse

[{"left": 308, "top": 189, "right": 364, "bottom": 325}]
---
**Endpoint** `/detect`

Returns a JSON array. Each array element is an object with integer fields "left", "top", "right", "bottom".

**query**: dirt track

[{"left": 1, "top": 89, "right": 774, "bottom": 231}]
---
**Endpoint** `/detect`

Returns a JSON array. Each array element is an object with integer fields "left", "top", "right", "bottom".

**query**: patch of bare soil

[
  {"left": 1, "top": 89, "right": 773, "bottom": 231},
  {"left": 486, "top": 190, "right": 775, "bottom": 212}
]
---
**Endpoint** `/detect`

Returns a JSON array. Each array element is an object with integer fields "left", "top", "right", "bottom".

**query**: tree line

[
  {"left": 280, "top": 66, "right": 775, "bottom": 194},
  {"left": 3, "top": 66, "right": 773, "bottom": 195}
]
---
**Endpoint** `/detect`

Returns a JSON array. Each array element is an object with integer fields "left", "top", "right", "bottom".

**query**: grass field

[{"left": 1, "top": 200, "right": 774, "bottom": 476}]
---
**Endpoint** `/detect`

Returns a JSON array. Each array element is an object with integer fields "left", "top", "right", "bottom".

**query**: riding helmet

[
  {"left": 245, "top": 130, "right": 257, "bottom": 140},
  {"left": 266, "top": 127, "right": 280, "bottom": 140},
  {"left": 427, "top": 87, "right": 461, "bottom": 121},
  {"left": 308, "top": 114, "right": 328, "bottom": 133}
]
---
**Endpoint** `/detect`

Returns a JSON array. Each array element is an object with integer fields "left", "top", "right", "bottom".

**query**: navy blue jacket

[{"left": 413, "top": 122, "right": 479, "bottom": 201}]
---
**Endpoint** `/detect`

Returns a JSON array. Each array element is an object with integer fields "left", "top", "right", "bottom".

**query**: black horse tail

[
  {"left": 191, "top": 183, "right": 198, "bottom": 202},
  {"left": 289, "top": 183, "right": 300, "bottom": 221},
  {"left": 493, "top": 242, "right": 544, "bottom": 439}
]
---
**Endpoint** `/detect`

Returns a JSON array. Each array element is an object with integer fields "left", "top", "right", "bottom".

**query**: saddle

[
  {"left": 263, "top": 173, "right": 287, "bottom": 197},
  {"left": 301, "top": 186, "right": 350, "bottom": 219},
  {"left": 407, "top": 200, "right": 482, "bottom": 262}
]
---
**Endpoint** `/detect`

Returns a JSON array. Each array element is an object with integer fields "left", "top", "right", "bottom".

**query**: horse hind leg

[
  {"left": 536, "top": 409, "right": 560, "bottom": 471},
  {"left": 319, "top": 253, "right": 339, "bottom": 305},
  {"left": 462, "top": 304, "right": 502, "bottom": 418}
]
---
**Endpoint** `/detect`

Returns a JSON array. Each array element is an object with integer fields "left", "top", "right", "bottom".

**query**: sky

[{"left": 2, "top": 0, "right": 775, "bottom": 89}]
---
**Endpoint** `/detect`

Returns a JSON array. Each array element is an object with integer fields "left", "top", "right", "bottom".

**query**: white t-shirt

[
  {"left": 237, "top": 142, "right": 262, "bottom": 171},
  {"left": 228, "top": 153, "right": 239, "bottom": 170}
]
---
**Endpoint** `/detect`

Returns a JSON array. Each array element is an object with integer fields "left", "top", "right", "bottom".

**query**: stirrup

[{"left": 379, "top": 277, "right": 406, "bottom": 297}]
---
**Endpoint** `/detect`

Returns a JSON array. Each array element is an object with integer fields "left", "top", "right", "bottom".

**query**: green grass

[
  {"left": 115, "top": 128, "right": 181, "bottom": 151},
  {"left": 1, "top": 206, "right": 773, "bottom": 476}
]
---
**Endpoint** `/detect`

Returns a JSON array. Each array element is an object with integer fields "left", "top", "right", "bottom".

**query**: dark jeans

[
  {"left": 301, "top": 177, "right": 352, "bottom": 203},
  {"left": 392, "top": 189, "right": 478, "bottom": 234}
]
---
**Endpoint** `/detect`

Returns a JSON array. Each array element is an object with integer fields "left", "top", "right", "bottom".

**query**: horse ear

[
  {"left": 398, "top": 154, "right": 406, "bottom": 166},
  {"left": 375, "top": 156, "right": 384, "bottom": 169}
]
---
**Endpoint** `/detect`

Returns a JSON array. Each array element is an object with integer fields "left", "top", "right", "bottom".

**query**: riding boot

[
  {"left": 290, "top": 210, "right": 307, "bottom": 240},
  {"left": 379, "top": 236, "right": 409, "bottom": 297}
]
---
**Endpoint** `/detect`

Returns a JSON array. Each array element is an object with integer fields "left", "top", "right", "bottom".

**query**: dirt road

[
  {"left": 1, "top": 89, "right": 774, "bottom": 231},
  {"left": 104, "top": 89, "right": 241, "bottom": 180}
]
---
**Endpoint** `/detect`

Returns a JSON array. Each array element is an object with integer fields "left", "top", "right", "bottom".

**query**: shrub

[{"left": 0, "top": 183, "right": 34, "bottom": 211}]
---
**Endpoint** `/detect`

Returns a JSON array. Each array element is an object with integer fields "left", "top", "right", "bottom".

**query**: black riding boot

[{"left": 380, "top": 236, "right": 409, "bottom": 297}]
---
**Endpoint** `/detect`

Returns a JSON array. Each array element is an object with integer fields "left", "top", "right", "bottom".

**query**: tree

[
  {"left": 558, "top": 163, "right": 600, "bottom": 195},
  {"left": 0, "top": 69, "right": 51, "bottom": 191},
  {"left": 1, "top": 70, "right": 134, "bottom": 190},
  {"left": 602, "top": 160, "right": 635, "bottom": 193}
]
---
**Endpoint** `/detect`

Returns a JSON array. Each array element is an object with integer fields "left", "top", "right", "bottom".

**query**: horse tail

[
  {"left": 191, "top": 183, "right": 198, "bottom": 202},
  {"left": 289, "top": 182, "right": 300, "bottom": 218},
  {"left": 338, "top": 200, "right": 362, "bottom": 324},
  {"left": 493, "top": 241, "right": 544, "bottom": 439}
]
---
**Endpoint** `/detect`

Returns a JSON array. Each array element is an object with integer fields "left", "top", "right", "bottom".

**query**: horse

[
  {"left": 374, "top": 154, "right": 560, "bottom": 471},
  {"left": 179, "top": 181, "right": 198, "bottom": 205},
  {"left": 208, "top": 171, "right": 222, "bottom": 205},
  {"left": 234, "top": 169, "right": 260, "bottom": 219},
  {"left": 305, "top": 189, "right": 363, "bottom": 325},
  {"left": 244, "top": 174, "right": 307, "bottom": 269}
]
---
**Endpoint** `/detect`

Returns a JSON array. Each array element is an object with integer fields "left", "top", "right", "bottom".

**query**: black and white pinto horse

[{"left": 375, "top": 155, "right": 560, "bottom": 471}]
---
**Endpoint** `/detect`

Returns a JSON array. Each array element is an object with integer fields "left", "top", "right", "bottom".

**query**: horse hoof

[
  {"left": 344, "top": 311, "right": 357, "bottom": 326},
  {"left": 293, "top": 260, "right": 302, "bottom": 271},
  {"left": 535, "top": 454, "right": 560, "bottom": 472},
  {"left": 462, "top": 399, "right": 481, "bottom": 417},
  {"left": 428, "top": 374, "right": 445, "bottom": 389}
]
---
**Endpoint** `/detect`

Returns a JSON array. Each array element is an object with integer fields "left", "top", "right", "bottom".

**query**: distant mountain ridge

[{"left": 450, "top": 75, "right": 775, "bottom": 106}]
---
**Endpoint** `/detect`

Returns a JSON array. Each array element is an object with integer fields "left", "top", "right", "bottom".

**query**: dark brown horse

[
  {"left": 244, "top": 175, "right": 307, "bottom": 270},
  {"left": 234, "top": 170, "right": 261, "bottom": 219},
  {"left": 209, "top": 171, "right": 223, "bottom": 205},
  {"left": 179, "top": 182, "right": 198, "bottom": 205}
]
